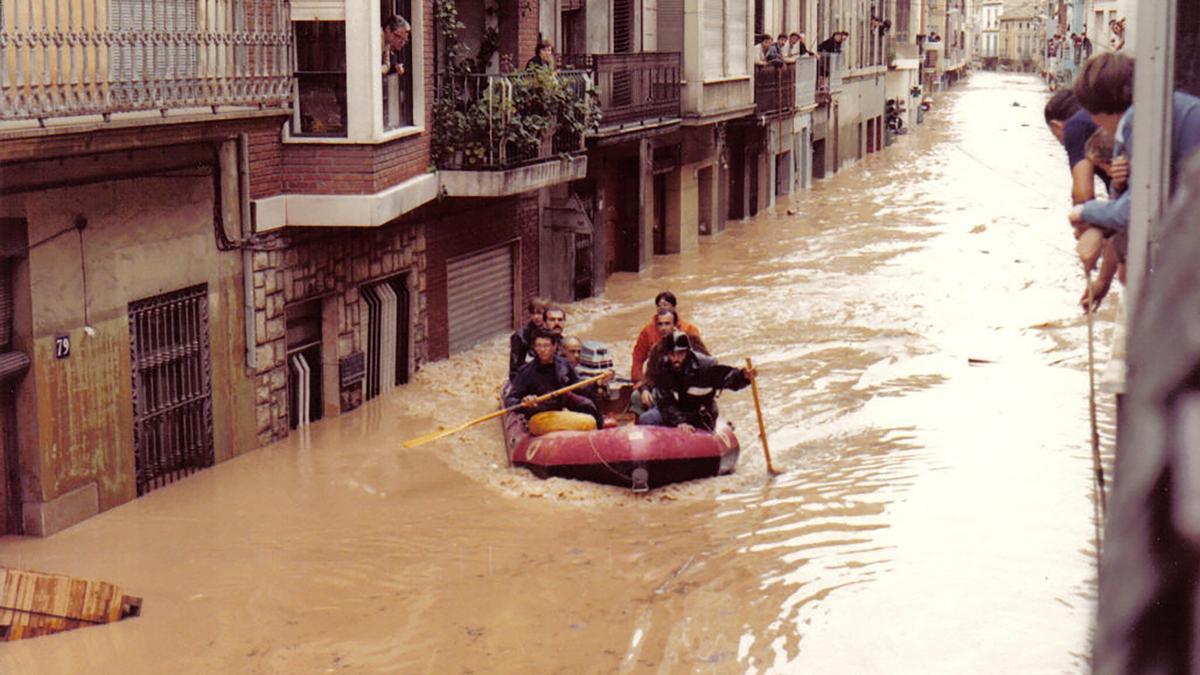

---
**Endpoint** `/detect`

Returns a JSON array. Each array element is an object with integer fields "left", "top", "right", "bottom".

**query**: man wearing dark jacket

[
  {"left": 505, "top": 329, "right": 603, "bottom": 428},
  {"left": 508, "top": 297, "right": 547, "bottom": 380},
  {"left": 638, "top": 331, "right": 753, "bottom": 432},
  {"left": 817, "top": 31, "right": 847, "bottom": 54}
]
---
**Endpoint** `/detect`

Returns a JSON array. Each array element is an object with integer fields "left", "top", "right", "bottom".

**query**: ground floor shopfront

[{"left": 0, "top": 147, "right": 540, "bottom": 535}]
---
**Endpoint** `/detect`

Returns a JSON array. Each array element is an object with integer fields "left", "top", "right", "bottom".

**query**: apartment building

[
  {"left": 978, "top": 0, "right": 1003, "bottom": 67},
  {"left": 0, "top": 0, "right": 964, "bottom": 537},
  {"left": 1, "top": 0, "right": 294, "bottom": 535},
  {"left": 999, "top": 1, "right": 1043, "bottom": 72},
  {"left": 0, "top": 0, "right": 588, "bottom": 535}
]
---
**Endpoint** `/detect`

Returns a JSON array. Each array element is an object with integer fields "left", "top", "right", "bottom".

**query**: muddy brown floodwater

[{"left": 1, "top": 72, "right": 1115, "bottom": 674}]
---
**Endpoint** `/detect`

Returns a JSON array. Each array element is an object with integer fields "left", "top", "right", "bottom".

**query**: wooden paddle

[
  {"left": 746, "top": 357, "right": 779, "bottom": 475},
  {"left": 402, "top": 372, "right": 610, "bottom": 449}
]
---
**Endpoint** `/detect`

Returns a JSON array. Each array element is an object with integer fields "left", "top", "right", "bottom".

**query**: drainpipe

[{"left": 237, "top": 133, "right": 257, "bottom": 372}]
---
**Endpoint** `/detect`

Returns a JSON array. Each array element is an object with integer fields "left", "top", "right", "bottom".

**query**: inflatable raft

[{"left": 500, "top": 405, "right": 740, "bottom": 491}]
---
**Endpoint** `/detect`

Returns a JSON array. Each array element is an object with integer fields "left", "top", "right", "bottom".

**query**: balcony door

[{"left": 611, "top": 0, "right": 635, "bottom": 107}]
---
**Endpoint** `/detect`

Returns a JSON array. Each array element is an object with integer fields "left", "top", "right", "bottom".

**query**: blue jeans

[{"left": 638, "top": 408, "right": 667, "bottom": 426}]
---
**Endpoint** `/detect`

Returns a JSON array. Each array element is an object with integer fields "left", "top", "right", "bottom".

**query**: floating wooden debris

[{"left": 0, "top": 567, "right": 141, "bottom": 641}]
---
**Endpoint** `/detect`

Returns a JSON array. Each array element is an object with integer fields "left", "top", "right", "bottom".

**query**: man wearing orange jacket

[{"left": 630, "top": 291, "right": 701, "bottom": 383}]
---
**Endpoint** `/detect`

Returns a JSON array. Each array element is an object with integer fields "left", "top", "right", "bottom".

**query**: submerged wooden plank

[{"left": 0, "top": 567, "right": 141, "bottom": 642}]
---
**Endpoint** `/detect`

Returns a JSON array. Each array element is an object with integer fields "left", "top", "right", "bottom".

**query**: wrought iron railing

[
  {"left": 562, "top": 52, "right": 681, "bottom": 129},
  {"left": 754, "top": 61, "right": 795, "bottom": 117},
  {"left": 0, "top": 0, "right": 292, "bottom": 123},
  {"left": 434, "top": 69, "right": 591, "bottom": 170}
]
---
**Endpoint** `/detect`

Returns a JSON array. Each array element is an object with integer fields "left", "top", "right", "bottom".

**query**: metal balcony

[
  {"left": 562, "top": 52, "right": 681, "bottom": 131},
  {"left": 0, "top": 0, "right": 292, "bottom": 124},
  {"left": 754, "top": 61, "right": 796, "bottom": 117}
]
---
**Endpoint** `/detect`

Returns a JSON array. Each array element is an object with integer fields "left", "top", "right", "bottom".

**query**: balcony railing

[
  {"left": 433, "top": 69, "right": 591, "bottom": 170},
  {"left": 754, "top": 61, "right": 795, "bottom": 117},
  {"left": 817, "top": 52, "right": 845, "bottom": 96},
  {"left": 562, "top": 52, "right": 681, "bottom": 130},
  {"left": 0, "top": 0, "right": 292, "bottom": 123}
]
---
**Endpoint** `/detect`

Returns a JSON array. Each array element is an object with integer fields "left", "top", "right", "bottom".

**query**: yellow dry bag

[{"left": 528, "top": 410, "right": 597, "bottom": 436}]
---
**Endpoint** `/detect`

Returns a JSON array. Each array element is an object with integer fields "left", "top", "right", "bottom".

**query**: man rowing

[
  {"left": 505, "top": 329, "right": 605, "bottom": 430},
  {"left": 638, "top": 331, "right": 753, "bottom": 432}
]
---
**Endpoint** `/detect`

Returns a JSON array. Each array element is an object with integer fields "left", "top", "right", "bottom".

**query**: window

[
  {"left": 293, "top": 21, "right": 348, "bottom": 137},
  {"left": 895, "top": 0, "right": 910, "bottom": 40},
  {"left": 381, "top": 0, "right": 414, "bottom": 131},
  {"left": 704, "top": 0, "right": 748, "bottom": 78}
]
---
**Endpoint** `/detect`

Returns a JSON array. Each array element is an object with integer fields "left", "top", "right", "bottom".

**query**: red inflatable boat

[{"left": 500, "top": 407, "right": 741, "bottom": 490}]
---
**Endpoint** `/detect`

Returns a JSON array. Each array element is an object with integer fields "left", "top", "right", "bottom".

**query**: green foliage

[
  {"left": 434, "top": 66, "right": 600, "bottom": 169},
  {"left": 431, "top": 0, "right": 600, "bottom": 169}
]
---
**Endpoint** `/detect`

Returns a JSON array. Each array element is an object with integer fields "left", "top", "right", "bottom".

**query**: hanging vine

[{"left": 431, "top": 0, "right": 600, "bottom": 170}]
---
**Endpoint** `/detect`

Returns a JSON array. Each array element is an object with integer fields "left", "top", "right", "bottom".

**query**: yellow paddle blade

[
  {"left": 401, "top": 425, "right": 461, "bottom": 449},
  {"left": 402, "top": 408, "right": 509, "bottom": 448}
]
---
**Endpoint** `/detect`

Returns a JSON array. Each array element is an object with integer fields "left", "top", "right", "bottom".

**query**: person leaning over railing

[
  {"left": 786, "top": 32, "right": 813, "bottom": 60},
  {"left": 1068, "top": 53, "right": 1200, "bottom": 273}
]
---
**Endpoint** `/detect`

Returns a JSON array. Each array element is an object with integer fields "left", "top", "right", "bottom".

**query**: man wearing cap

[{"left": 638, "top": 331, "right": 754, "bottom": 432}]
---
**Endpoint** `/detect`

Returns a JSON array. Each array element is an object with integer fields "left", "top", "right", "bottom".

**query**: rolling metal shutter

[
  {"left": 446, "top": 245, "right": 514, "bottom": 355},
  {"left": 658, "top": 0, "right": 684, "bottom": 54}
]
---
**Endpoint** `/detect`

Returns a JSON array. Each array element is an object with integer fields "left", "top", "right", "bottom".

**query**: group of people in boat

[{"left": 505, "top": 292, "right": 755, "bottom": 434}]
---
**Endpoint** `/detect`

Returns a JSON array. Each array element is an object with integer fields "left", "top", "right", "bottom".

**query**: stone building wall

[{"left": 251, "top": 222, "right": 427, "bottom": 445}]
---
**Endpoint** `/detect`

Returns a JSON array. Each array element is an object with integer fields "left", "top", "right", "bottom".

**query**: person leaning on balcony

[
  {"left": 382, "top": 15, "right": 410, "bottom": 76},
  {"left": 1043, "top": 88, "right": 1119, "bottom": 309},
  {"left": 526, "top": 40, "right": 557, "bottom": 71},
  {"left": 787, "top": 32, "right": 812, "bottom": 59},
  {"left": 757, "top": 34, "right": 784, "bottom": 65},
  {"left": 816, "top": 32, "right": 847, "bottom": 54},
  {"left": 1067, "top": 52, "right": 1200, "bottom": 272},
  {"left": 1044, "top": 88, "right": 1112, "bottom": 205}
]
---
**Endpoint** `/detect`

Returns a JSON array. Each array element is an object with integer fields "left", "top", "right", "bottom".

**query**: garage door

[{"left": 446, "top": 245, "right": 514, "bottom": 355}]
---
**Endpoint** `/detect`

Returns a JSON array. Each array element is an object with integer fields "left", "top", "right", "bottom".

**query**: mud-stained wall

[
  {"left": 12, "top": 171, "right": 255, "bottom": 532},
  {"left": 836, "top": 76, "right": 886, "bottom": 169}
]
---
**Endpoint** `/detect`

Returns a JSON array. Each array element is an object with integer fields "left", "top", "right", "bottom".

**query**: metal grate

[{"left": 128, "top": 284, "right": 214, "bottom": 496}]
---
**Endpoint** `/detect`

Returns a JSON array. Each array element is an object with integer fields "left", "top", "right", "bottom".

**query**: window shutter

[
  {"left": 613, "top": 0, "right": 635, "bottom": 52},
  {"left": 704, "top": 0, "right": 724, "bottom": 77},
  {"left": 727, "top": 0, "right": 748, "bottom": 75},
  {"left": 658, "top": 0, "right": 684, "bottom": 54}
]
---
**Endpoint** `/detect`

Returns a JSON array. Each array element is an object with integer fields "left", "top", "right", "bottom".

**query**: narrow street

[{"left": 0, "top": 72, "right": 1115, "bottom": 673}]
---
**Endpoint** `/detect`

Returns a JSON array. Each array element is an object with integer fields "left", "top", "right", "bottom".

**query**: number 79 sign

[{"left": 55, "top": 333, "right": 70, "bottom": 360}]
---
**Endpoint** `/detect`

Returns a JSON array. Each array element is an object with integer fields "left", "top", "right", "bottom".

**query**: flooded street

[{"left": 1, "top": 71, "right": 1115, "bottom": 673}]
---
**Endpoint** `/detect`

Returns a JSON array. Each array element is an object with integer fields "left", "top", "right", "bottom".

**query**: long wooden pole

[
  {"left": 402, "top": 373, "right": 609, "bottom": 449},
  {"left": 1085, "top": 270, "right": 1107, "bottom": 520},
  {"left": 746, "top": 358, "right": 779, "bottom": 475}
]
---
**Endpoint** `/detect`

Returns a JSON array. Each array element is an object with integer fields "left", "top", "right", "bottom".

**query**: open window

[
  {"left": 287, "top": 1, "right": 424, "bottom": 143},
  {"left": 293, "top": 20, "right": 348, "bottom": 137},
  {"left": 381, "top": 0, "right": 414, "bottom": 131}
]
